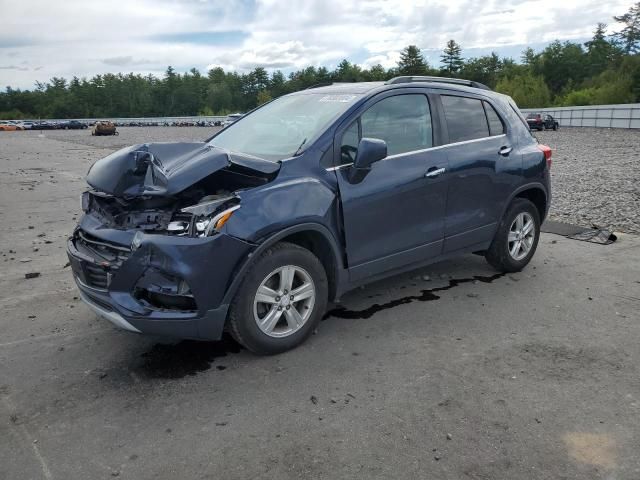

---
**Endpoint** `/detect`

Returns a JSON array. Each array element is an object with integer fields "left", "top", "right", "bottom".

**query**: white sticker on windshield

[{"left": 318, "top": 94, "right": 357, "bottom": 103}]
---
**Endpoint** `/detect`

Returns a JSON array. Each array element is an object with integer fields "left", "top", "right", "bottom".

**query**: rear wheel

[
  {"left": 227, "top": 242, "right": 328, "bottom": 355},
  {"left": 485, "top": 198, "right": 540, "bottom": 272}
]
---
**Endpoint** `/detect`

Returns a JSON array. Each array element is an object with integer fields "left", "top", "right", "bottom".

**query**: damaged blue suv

[{"left": 67, "top": 76, "right": 552, "bottom": 354}]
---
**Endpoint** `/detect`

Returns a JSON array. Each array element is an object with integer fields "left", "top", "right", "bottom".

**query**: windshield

[{"left": 209, "top": 92, "right": 361, "bottom": 161}]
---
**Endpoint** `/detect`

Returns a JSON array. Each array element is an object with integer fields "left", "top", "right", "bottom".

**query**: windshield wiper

[{"left": 294, "top": 138, "right": 307, "bottom": 155}]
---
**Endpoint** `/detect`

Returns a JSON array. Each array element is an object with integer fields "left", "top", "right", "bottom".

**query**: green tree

[
  {"left": 495, "top": 74, "right": 551, "bottom": 108},
  {"left": 440, "top": 40, "right": 464, "bottom": 75},
  {"left": 256, "top": 90, "right": 272, "bottom": 105},
  {"left": 585, "top": 23, "right": 621, "bottom": 76},
  {"left": 397, "top": 45, "right": 429, "bottom": 75},
  {"left": 333, "top": 59, "right": 362, "bottom": 82},
  {"left": 459, "top": 53, "right": 502, "bottom": 88},
  {"left": 613, "top": 2, "right": 640, "bottom": 53},
  {"left": 538, "top": 40, "right": 586, "bottom": 95}
]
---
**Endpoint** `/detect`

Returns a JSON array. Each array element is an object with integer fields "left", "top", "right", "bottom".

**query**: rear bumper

[{"left": 67, "top": 219, "right": 254, "bottom": 340}]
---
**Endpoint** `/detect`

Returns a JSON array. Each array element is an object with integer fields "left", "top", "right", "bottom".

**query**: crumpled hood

[{"left": 86, "top": 142, "right": 280, "bottom": 197}]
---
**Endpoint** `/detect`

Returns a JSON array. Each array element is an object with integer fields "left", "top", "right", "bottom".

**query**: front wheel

[
  {"left": 227, "top": 242, "right": 328, "bottom": 355},
  {"left": 485, "top": 198, "right": 540, "bottom": 272}
]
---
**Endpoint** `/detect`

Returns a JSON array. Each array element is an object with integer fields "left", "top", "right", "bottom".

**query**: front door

[{"left": 334, "top": 92, "right": 449, "bottom": 281}]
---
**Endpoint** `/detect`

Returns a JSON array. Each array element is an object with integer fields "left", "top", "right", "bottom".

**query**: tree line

[{"left": 1, "top": 3, "right": 639, "bottom": 119}]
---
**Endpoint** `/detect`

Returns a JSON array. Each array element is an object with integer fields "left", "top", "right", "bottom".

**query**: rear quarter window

[{"left": 483, "top": 101, "right": 505, "bottom": 136}]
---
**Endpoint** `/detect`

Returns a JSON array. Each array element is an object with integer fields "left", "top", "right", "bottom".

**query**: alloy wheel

[
  {"left": 253, "top": 265, "right": 316, "bottom": 338},
  {"left": 508, "top": 212, "right": 535, "bottom": 261}
]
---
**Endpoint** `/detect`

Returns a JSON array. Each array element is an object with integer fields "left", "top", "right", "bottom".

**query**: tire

[
  {"left": 553, "top": 124, "right": 558, "bottom": 131},
  {"left": 485, "top": 198, "right": 541, "bottom": 272},
  {"left": 227, "top": 242, "right": 328, "bottom": 355}
]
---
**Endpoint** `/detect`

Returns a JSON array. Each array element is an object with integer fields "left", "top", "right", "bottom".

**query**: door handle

[
  {"left": 499, "top": 146, "right": 513, "bottom": 156},
  {"left": 425, "top": 167, "right": 446, "bottom": 178}
]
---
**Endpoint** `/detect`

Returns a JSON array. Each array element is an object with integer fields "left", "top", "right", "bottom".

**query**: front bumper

[{"left": 67, "top": 216, "right": 254, "bottom": 340}]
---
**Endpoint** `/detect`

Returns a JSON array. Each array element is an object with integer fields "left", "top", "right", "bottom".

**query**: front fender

[{"left": 225, "top": 176, "right": 339, "bottom": 243}]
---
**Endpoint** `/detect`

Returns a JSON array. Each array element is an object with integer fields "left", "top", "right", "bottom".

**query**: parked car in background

[
  {"left": 59, "top": 120, "right": 88, "bottom": 130},
  {"left": 92, "top": 121, "right": 118, "bottom": 136},
  {"left": 526, "top": 113, "right": 559, "bottom": 131},
  {"left": 17, "top": 121, "right": 34, "bottom": 130},
  {"left": 0, "top": 122, "right": 19, "bottom": 131},
  {"left": 68, "top": 76, "right": 552, "bottom": 355},
  {"left": 32, "top": 121, "right": 58, "bottom": 130},
  {"left": 222, "top": 113, "right": 244, "bottom": 127}
]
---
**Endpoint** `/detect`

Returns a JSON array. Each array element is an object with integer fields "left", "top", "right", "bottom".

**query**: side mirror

[{"left": 348, "top": 137, "right": 387, "bottom": 183}]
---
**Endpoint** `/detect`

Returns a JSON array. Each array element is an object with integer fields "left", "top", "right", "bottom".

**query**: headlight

[
  {"left": 167, "top": 203, "right": 240, "bottom": 237},
  {"left": 200, "top": 205, "right": 240, "bottom": 236}
]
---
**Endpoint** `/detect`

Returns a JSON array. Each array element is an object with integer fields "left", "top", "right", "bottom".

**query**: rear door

[
  {"left": 437, "top": 94, "right": 521, "bottom": 252},
  {"left": 333, "top": 90, "right": 449, "bottom": 281}
]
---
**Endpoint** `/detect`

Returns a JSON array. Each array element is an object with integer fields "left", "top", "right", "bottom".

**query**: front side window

[
  {"left": 340, "top": 94, "right": 433, "bottom": 163},
  {"left": 340, "top": 121, "right": 360, "bottom": 165},
  {"left": 441, "top": 95, "right": 490, "bottom": 143}
]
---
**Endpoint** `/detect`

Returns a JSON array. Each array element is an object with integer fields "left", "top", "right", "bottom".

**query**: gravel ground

[
  {"left": 1, "top": 128, "right": 639, "bottom": 479},
  {"left": 536, "top": 128, "right": 640, "bottom": 234}
]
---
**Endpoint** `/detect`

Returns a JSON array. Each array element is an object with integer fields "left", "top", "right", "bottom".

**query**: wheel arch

[
  {"left": 503, "top": 183, "right": 549, "bottom": 223},
  {"left": 222, "top": 223, "right": 346, "bottom": 306}
]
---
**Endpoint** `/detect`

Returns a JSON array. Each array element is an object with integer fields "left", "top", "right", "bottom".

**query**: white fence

[{"left": 520, "top": 104, "right": 640, "bottom": 129}]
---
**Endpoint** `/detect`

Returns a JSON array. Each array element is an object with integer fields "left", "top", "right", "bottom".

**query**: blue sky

[{"left": 0, "top": 0, "right": 631, "bottom": 90}]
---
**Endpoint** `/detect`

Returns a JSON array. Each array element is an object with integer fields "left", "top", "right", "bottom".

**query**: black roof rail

[{"left": 385, "top": 76, "right": 492, "bottom": 91}]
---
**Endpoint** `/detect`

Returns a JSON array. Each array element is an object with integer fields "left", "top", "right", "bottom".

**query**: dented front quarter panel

[{"left": 224, "top": 148, "right": 340, "bottom": 243}]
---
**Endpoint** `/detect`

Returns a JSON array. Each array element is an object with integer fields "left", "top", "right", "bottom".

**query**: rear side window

[
  {"left": 441, "top": 95, "right": 489, "bottom": 143},
  {"left": 483, "top": 101, "right": 505, "bottom": 136}
]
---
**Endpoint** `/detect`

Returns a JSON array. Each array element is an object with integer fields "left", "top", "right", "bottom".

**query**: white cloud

[{"left": 0, "top": 0, "right": 632, "bottom": 89}]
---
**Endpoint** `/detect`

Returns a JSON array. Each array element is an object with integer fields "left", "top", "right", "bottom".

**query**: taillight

[{"left": 538, "top": 144, "right": 552, "bottom": 168}]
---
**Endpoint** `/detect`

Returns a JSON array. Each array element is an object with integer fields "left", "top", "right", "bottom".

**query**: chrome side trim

[
  {"left": 385, "top": 134, "right": 507, "bottom": 160},
  {"left": 325, "top": 134, "right": 507, "bottom": 171},
  {"left": 78, "top": 291, "right": 141, "bottom": 333}
]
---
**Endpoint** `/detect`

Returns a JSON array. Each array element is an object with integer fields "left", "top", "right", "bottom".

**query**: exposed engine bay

[{"left": 81, "top": 142, "right": 280, "bottom": 237}]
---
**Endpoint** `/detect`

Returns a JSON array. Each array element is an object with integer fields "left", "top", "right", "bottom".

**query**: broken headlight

[{"left": 167, "top": 197, "right": 239, "bottom": 237}]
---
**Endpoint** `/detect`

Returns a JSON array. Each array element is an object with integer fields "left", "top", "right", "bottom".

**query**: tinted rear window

[{"left": 441, "top": 95, "right": 489, "bottom": 143}]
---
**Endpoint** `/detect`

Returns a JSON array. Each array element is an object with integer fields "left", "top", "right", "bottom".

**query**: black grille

[{"left": 74, "top": 231, "right": 130, "bottom": 290}]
